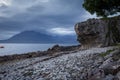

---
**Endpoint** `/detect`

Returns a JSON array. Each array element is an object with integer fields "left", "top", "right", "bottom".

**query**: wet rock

[
  {"left": 48, "top": 44, "right": 81, "bottom": 52},
  {"left": 48, "top": 44, "right": 60, "bottom": 52}
]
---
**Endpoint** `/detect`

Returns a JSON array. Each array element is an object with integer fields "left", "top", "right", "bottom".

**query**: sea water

[{"left": 0, "top": 43, "right": 78, "bottom": 56}]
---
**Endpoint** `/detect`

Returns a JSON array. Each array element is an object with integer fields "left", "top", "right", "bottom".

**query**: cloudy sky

[{"left": 0, "top": 0, "right": 96, "bottom": 40}]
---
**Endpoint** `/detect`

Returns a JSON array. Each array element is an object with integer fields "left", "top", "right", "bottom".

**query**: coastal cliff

[{"left": 75, "top": 16, "right": 120, "bottom": 48}]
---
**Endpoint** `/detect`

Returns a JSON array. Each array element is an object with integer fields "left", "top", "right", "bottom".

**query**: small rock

[
  {"left": 112, "top": 50, "right": 120, "bottom": 61},
  {"left": 116, "top": 71, "right": 120, "bottom": 80},
  {"left": 100, "top": 62, "right": 120, "bottom": 75},
  {"left": 99, "top": 58, "right": 113, "bottom": 69},
  {"left": 103, "top": 74, "right": 115, "bottom": 80},
  {"left": 88, "top": 69, "right": 105, "bottom": 80}
]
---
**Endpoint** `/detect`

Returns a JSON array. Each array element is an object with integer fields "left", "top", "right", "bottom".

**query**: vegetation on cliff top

[{"left": 83, "top": 0, "right": 120, "bottom": 17}]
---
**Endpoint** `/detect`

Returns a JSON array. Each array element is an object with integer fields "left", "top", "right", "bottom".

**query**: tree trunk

[{"left": 104, "top": 20, "right": 120, "bottom": 46}]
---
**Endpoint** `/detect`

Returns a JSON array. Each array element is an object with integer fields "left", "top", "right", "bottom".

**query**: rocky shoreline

[
  {"left": 0, "top": 45, "right": 80, "bottom": 63},
  {"left": 0, "top": 45, "right": 120, "bottom": 80}
]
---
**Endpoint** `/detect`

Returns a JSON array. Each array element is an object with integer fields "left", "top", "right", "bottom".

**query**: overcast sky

[{"left": 0, "top": 0, "right": 96, "bottom": 40}]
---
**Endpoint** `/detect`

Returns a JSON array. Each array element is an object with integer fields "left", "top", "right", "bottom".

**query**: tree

[
  {"left": 83, "top": 0, "right": 120, "bottom": 46},
  {"left": 83, "top": 0, "right": 120, "bottom": 17}
]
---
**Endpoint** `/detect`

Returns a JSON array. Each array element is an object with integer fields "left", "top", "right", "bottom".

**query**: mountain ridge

[{"left": 0, "top": 31, "right": 77, "bottom": 43}]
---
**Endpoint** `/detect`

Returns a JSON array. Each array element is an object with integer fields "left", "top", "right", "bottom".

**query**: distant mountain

[{"left": 0, "top": 31, "right": 77, "bottom": 43}]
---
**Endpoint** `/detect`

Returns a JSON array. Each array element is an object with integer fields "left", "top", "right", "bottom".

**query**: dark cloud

[{"left": 0, "top": 0, "right": 96, "bottom": 40}]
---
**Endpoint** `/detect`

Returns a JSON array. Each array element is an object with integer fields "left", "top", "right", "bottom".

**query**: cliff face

[{"left": 75, "top": 16, "right": 120, "bottom": 47}]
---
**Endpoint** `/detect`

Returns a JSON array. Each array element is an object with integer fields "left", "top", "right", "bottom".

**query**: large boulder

[{"left": 75, "top": 16, "right": 120, "bottom": 47}]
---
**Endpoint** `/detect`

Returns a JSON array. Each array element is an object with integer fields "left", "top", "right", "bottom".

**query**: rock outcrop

[{"left": 75, "top": 16, "right": 120, "bottom": 47}]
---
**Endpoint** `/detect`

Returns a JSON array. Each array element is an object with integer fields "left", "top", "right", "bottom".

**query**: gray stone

[
  {"left": 112, "top": 50, "right": 120, "bottom": 61},
  {"left": 75, "top": 16, "right": 120, "bottom": 47},
  {"left": 103, "top": 74, "right": 115, "bottom": 80},
  {"left": 116, "top": 71, "right": 120, "bottom": 80},
  {"left": 99, "top": 58, "right": 113, "bottom": 69},
  {"left": 100, "top": 61, "right": 120, "bottom": 75}
]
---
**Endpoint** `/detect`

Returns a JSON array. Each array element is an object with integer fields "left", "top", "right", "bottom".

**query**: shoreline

[
  {"left": 0, "top": 46, "right": 119, "bottom": 80},
  {"left": 0, "top": 44, "right": 81, "bottom": 63}
]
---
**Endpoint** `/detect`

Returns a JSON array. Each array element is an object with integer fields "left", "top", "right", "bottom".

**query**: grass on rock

[{"left": 100, "top": 49, "right": 115, "bottom": 57}]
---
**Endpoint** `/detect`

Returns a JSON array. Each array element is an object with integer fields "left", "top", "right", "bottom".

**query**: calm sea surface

[{"left": 0, "top": 43, "right": 78, "bottom": 56}]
